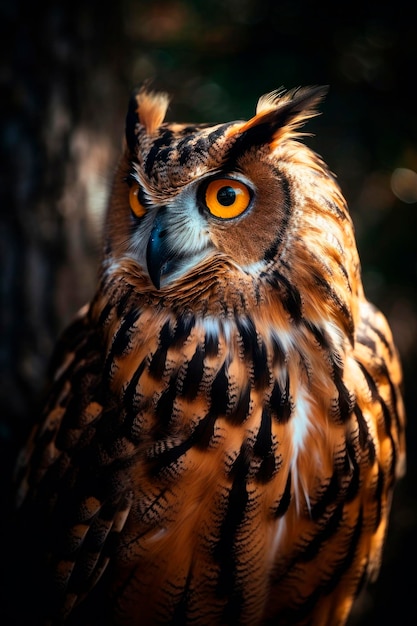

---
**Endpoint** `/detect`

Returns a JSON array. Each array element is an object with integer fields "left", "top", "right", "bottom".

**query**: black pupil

[{"left": 217, "top": 186, "right": 236, "bottom": 206}]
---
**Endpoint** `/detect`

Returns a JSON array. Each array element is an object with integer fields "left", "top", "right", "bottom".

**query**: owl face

[
  {"left": 127, "top": 140, "right": 291, "bottom": 288},
  {"left": 105, "top": 86, "right": 359, "bottom": 332}
]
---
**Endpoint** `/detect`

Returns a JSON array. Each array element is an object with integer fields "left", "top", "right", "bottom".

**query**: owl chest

[
  {"left": 105, "top": 311, "right": 343, "bottom": 562},
  {"left": 71, "top": 302, "right": 360, "bottom": 624}
]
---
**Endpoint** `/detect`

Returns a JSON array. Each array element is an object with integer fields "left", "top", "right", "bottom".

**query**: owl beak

[
  {"left": 146, "top": 209, "right": 177, "bottom": 289},
  {"left": 146, "top": 208, "right": 209, "bottom": 288}
]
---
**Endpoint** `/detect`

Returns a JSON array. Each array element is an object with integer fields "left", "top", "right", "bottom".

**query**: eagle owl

[{"left": 9, "top": 86, "right": 405, "bottom": 626}]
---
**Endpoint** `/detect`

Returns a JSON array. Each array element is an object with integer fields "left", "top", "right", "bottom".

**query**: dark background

[{"left": 1, "top": 1, "right": 416, "bottom": 623}]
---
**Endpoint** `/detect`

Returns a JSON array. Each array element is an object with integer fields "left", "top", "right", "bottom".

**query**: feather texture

[{"left": 7, "top": 86, "right": 405, "bottom": 626}]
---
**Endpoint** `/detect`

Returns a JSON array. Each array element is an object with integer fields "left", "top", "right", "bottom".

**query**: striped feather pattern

[{"left": 9, "top": 86, "right": 405, "bottom": 626}]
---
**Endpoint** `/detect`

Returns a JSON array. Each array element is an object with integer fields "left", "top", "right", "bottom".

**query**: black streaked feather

[{"left": 180, "top": 346, "right": 205, "bottom": 400}]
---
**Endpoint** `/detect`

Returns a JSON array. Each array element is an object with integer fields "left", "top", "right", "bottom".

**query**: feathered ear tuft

[
  {"left": 255, "top": 87, "right": 288, "bottom": 115},
  {"left": 126, "top": 86, "right": 170, "bottom": 151},
  {"left": 227, "top": 85, "right": 328, "bottom": 152}
]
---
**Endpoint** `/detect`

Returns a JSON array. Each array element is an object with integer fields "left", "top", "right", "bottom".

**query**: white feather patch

[{"left": 290, "top": 387, "right": 314, "bottom": 513}]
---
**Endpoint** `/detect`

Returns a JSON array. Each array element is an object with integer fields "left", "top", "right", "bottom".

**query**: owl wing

[
  {"left": 353, "top": 299, "right": 406, "bottom": 563},
  {"left": 11, "top": 304, "right": 133, "bottom": 624},
  {"left": 355, "top": 300, "right": 406, "bottom": 486}
]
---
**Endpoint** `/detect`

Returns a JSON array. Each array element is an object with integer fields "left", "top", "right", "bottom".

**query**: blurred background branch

[{"left": 1, "top": 1, "right": 416, "bottom": 622}]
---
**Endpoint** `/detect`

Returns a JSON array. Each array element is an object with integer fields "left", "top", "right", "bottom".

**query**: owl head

[{"left": 104, "top": 85, "right": 360, "bottom": 335}]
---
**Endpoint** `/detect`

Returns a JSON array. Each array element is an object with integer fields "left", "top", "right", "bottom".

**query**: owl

[{"left": 7, "top": 85, "right": 405, "bottom": 626}]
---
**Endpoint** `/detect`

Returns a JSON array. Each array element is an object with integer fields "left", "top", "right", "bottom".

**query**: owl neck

[
  {"left": 98, "top": 253, "right": 356, "bottom": 342},
  {"left": 94, "top": 255, "right": 352, "bottom": 387}
]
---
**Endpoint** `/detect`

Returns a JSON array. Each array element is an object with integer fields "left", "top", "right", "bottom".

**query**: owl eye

[
  {"left": 129, "top": 183, "right": 146, "bottom": 218},
  {"left": 203, "top": 178, "right": 252, "bottom": 219}
]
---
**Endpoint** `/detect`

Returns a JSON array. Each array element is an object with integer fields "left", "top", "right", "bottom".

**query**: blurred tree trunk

[{"left": 0, "top": 0, "right": 127, "bottom": 486}]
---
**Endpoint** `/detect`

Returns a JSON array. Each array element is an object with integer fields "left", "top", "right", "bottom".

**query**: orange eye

[
  {"left": 129, "top": 183, "right": 146, "bottom": 218},
  {"left": 204, "top": 179, "right": 252, "bottom": 219}
]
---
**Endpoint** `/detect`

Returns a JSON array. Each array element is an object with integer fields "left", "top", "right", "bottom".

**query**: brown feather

[{"left": 8, "top": 85, "right": 406, "bottom": 626}]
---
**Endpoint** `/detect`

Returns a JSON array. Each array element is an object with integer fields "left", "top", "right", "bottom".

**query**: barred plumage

[{"left": 8, "top": 85, "right": 405, "bottom": 625}]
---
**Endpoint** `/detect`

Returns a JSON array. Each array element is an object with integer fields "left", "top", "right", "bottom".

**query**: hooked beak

[
  {"left": 146, "top": 209, "right": 177, "bottom": 289},
  {"left": 146, "top": 207, "right": 212, "bottom": 289}
]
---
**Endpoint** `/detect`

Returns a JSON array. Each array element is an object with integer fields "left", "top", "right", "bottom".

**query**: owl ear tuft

[
  {"left": 126, "top": 87, "right": 170, "bottom": 151},
  {"left": 229, "top": 85, "right": 328, "bottom": 151}
]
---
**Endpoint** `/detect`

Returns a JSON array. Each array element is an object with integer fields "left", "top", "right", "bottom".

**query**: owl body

[{"left": 10, "top": 87, "right": 405, "bottom": 625}]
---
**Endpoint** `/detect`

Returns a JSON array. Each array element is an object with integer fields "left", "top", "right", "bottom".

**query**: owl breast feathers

[{"left": 10, "top": 86, "right": 405, "bottom": 626}]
